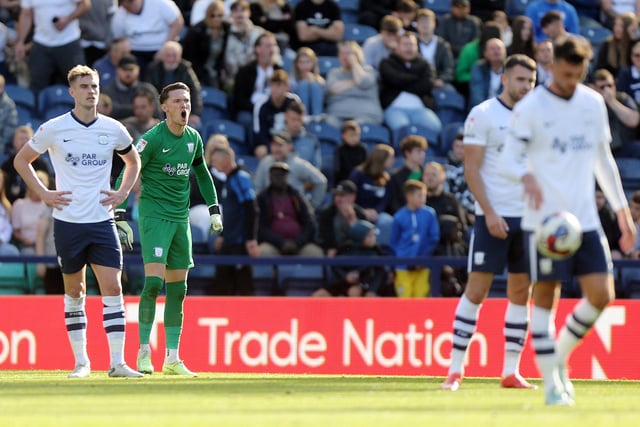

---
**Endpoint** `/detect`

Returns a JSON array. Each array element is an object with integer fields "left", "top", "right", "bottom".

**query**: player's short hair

[
  {"left": 504, "top": 54, "right": 537, "bottom": 72},
  {"left": 592, "top": 68, "right": 614, "bottom": 82},
  {"left": 553, "top": 36, "right": 592, "bottom": 65},
  {"left": 341, "top": 120, "right": 360, "bottom": 134},
  {"left": 541, "top": 10, "right": 563, "bottom": 28},
  {"left": 159, "top": 82, "right": 190, "bottom": 104},
  {"left": 399, "top": 135, "right": 428, "bottom": 156},
  {"left": 67, "top": 65, "right": 98, "bottom": 85},
  {"left": 403, "top": 179, "right": 427, "bottom": 195},
  {"left": 285, "top": 99, "right": 305, "bottom": 115}
]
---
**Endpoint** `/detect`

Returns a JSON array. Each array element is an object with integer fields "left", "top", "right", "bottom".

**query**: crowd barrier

[{"left": 1, "top": 296, "right": 639, "bottom": 379}]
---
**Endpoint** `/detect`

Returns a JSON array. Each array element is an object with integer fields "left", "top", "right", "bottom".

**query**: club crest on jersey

[
  {"left": 136, "top": 138, "right": 148, "bottom": 152},
  {"left": 187, "top": 142, "right": 194, "bottom": 153},
  {"left": 154, "top": 247, "right": 163, "bottom": 258},
  {"left": 98, "top": 135, "right": 108, "bottom": 145}
]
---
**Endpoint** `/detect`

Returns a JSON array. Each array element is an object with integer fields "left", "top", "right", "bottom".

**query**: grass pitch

[{"left": 1, "top": 372, "right": 639, "bottom": 427}]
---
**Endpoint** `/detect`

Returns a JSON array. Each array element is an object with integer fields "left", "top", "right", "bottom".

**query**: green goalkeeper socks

[
  {"left": 138, "top": 276, "right": 164, "bottom": 345},
  {"left": 164, "top": 280, "right": 187, "bottom": 349}
]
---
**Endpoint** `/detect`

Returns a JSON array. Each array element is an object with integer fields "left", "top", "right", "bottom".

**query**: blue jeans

[
  {"left": 293, "top": 81, "right": 325, "bottom": 116},
  {"left": 384, "top": 106, "right": 442, "bottom": 134}
]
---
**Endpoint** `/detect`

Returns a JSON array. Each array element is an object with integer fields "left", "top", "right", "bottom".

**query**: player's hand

[
  {"left": 114, "top": 209, "right": 133, "bottom": 251},
  {"left": 617, "top": 206, "right": 637, "bottom": 255},
  {"left": 42, "top": 189, "right": 72, "bottom": 210},
  {"left": 100, "top": 189, "right": 128, "bottom": 210},
  {"left": 485, "top": 211, "right": 508, "bottom": 240},
  {"left": 522, "top": 173, "right": 543, "bottom": 210},
  {"left": 209, "top": 205, "right": 223, "bottom": 234}
]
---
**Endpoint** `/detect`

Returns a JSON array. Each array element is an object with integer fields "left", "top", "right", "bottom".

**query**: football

[{"left": 535, "top": 211, "right": 583, "bottom": 260}]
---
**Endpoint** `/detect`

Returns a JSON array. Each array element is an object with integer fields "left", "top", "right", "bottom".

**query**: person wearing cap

[
  {"left": 436, "top": 0, "right": 481, "bottom": 59},
  {"left": 253, "top": 130, "right": 327, "bottom": 208},
  {"left": 362, "top": 14, "right": 402, "bottom": 71},
  {"left": 256, "top": 161, "right": 323, "bottom": 257},
  {"left": 102, "top": 54, "right": 162, "bottom": 120},
  {"left": 14, "top": 0, "right": 90, "bottom": 94},
  {"left": 312, "top": 219, "right": 388, "bottom": 297},
  {"left": 317, "top": 180, "right": 368, "bottom": 257},
  {"left": 253, "top": 69, "right": 301, "bottom": 157},
  {"left": 111, "top": 0, "right": 184, "bottom": 73}
]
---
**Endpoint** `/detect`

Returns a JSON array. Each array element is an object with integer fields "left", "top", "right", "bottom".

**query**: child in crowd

[{"left": 335, "top": 120, "right": 367, "bottom": 183}]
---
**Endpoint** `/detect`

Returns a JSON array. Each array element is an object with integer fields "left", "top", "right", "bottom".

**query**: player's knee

[
  {"left": 141, "top": 276, "right": 164, "bottom": 298},
  {"left": 166, "top": 281, "right": 187, "bottom": 302}
]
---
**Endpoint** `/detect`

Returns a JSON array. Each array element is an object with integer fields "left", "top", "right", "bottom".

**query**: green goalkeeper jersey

[{"left": 134, "top": 121, "right": 215, "bottom": 222}]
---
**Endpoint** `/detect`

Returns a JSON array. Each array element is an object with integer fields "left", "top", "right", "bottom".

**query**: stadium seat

[
  {"left": 309, "top": 122, "right": 341, "bottom": 145},
  {"left": 343, "top": 23, "right": 378, "bottom": 45},
  {"left": 279, "top": 264, "right": 325, "bottom": 296},
  {"left": 392, "top": 124, "right": 441, "bottom": 153},
  {"left": 203, "top": 119, "right": 246, "bottom": 149},
  {"left": 433, "top": 87, "right": 467, "bottom": 127},
  {"left": 505, "top": 0, "right": 531, "bottom": 17},
  {"left": 319, "top": 140, "right": 337, "bottom": 187},
  {"left": 580, "top": 26, "right": 612, "bottom": 48},
  {"left": 423, "top": 0, "right": 451, "bottom": 17},
  {"left": 253, "top": 264, "right": 277, "bottom": 296},
  {"left": 200, "top": 86, "right": 228, "bottom": 123},
  {"left": 5, "top": 84, "right": 37, "bottom": 124},
  {"left": 237, "top": 154, "right": 259, "bottom": 174},
  {"left": 617, "top": 157, "right": 640, "bottom": 190},
  {"left": 335, "top": 0, "right": 359, "bottom": 23},
  {"left": 0, "top": 261, "right": 28, "bottom": 294},
  {"left": 439, "top": 121, "right": 464, "bottom": 156},
  {"left": 317, "top": 56, "right": 341, "bottom": 78},
  {"left": 360, "top": 123, "right": 391, "bottom": 150},
  {"left": 37, "top": 84, "right": 74, "bottom": 118}
]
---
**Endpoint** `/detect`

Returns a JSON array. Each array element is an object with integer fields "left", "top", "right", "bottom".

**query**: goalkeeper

[{"left": 116, "top": 82, "right": 222, "bottom": 377}]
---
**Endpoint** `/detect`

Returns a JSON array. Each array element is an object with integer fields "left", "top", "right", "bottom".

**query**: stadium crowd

[{"left": 2, "top": 0, "right": 640, "bottom": 297}]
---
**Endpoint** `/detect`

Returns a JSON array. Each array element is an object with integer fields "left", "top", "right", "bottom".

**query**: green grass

[{"left": 1, "top": 372, "right": 639, "bottom": 427}]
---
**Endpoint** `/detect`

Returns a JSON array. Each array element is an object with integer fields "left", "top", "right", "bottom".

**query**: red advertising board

[{"left": 0, "top": 297, "right": 638, "bottom": 379}]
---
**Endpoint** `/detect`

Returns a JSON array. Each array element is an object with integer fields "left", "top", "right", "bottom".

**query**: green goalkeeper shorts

[{"left": 139, "top": 216, "right": 194, "bottom": 270}]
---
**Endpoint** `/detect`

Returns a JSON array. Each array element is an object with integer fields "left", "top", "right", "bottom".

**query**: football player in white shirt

[
  {"left": 500, "top": 37, "right": 636, "bottom": 405},
  {"left": 441, "top": 55, "right": 538, "bottom": 392},
  {"left": 13, "top": 65, "right": 143, "bottom": 379}
]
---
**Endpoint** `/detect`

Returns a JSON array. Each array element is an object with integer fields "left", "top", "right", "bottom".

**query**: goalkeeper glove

[
  {"left": 209, "top": 205, "right": 223, "bottom": 234},
  {"left": 115, "top": 209, "right": 134, "bottom": 251}
]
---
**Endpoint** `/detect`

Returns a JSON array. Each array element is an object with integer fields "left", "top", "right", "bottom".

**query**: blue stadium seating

[
  {"left": 37, "top": 84, "right": 74, "bottom": 118},
  {"left": 580, "top": 26, "right": 612, "bottom": 48},
  {"left": 317, "top": 56, "right": 341, "bottom": 78},
  {"left": 335, "top": 0, "right": 359, "bottom": 24},
  {"left": 237, "top": 154, "right": 259, "bottom": 174},
  {"left": 424, "top": 0, "right": 451, "bottom": 17},
  {"left": 433, "top": 87, "right": 467, "bottom": 127},
  {"left": 279, "top": 264, "right": 325, "bottom": 296},
  {"left": 309, "top": 122, "right": 341, "bottom": 145},
  {"left": 343, "top": 23, "right": 378, "bottom": 45},
  {"left": 5, "top": 84, "right": 37, "bottom": 124},
  {"left": 505, "top": 0, "right": 531, "bottom": 17},
  {"left": 253, "top": 264, "right": 277, "bottom": 296},
  {"left": 439, "top": 121, "right": 464, "bottom": 156},
  {"left": 392, "top": 124, "right": 441, "bottom": 153},
  {"left": 617, "top": 157, "right": 640, "bottom": 191},
  {"left": 203, "top": 119, "right": 246, "bottom": 149},
  {"left": 200, "top": 86, "right": 228, "bottom": 123},
  {"left": 360, "top": 123, "right": 391, "bottom": 147}
]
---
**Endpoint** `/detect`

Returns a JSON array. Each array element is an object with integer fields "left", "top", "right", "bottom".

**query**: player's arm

[
  {"left": 101, "top": 145, "right": 141, "bottom": 209},
  {"left": 54, "top": 0, "right": 90, "bottom": 31},
  {"left": 192, "top": 156, "right": 223, "bottom": 233},
  {"left": 13, "top": 145, "right": 72, "bottom": 210}
]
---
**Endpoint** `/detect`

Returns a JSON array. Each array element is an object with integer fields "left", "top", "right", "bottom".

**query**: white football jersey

[
  {"left": 28, "top": 112, "right": 132, "bottom": 223},
  {"left": 463, "top": 97, "right": 523, "bottom": 217},
  {"left": 501, "top": 84, "right": 627, "bottom": 231}
]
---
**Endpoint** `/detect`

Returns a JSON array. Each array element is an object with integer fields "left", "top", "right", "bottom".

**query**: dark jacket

[
  {"left": 144, "top": 59, "right": 203, "bottom": 116},
  {"left": 233, "top": 60, "right": 282, "bottom": 114},
  {"left": 317, "top": 202, "right": 368, "bottom": 251},
  {"left": 379, "top": 53, "right": 435, "bottom": 109},
  {"left": 419, "top": 36, "right": 455, "bottom": 84},
  {"left": 257, "top": 184, "right": 317, "bottom": 249},
  {"left": 332, "top": 242, "right": 388, "bottom": 294},
  {"left": 182, "top": 20, "right": 231, "bottom": 88}
]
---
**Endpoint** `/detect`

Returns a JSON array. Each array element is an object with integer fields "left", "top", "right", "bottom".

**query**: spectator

[
  {"left": 348, "top": 143, "right": 395, "bottom": 246},
  {"left": 224, "top": 0, "right": 268, "bottom": 88},
  {"left": 289, "top": 47, "right": 325, "bottom": 118},
  {"left": 293, "top": 0, "right": 344, "bottom": 57},
  {"left": 508, "top": 15, "right": 535, "bottom": 59},
  {"left": 121, "top": 91, "right": 161, "bottom": 141},
  {"left": 535, "top": 39, "right": 554, "bottom": 86},
  {"left": 144, "top": 41, "right": 203, "bottom": 127},
  {"left": 596, "top": 12, "right": 636, "bottom": 78},
  {"left": 454, "top": 21, "right": 502, "bottom": 100},
  {"left": 11, "top": 169, "right": 49, "bottom": 254},
  {"left": 0, "top": 170, "right": 18, "bottom": 255},
  {"left": 249, "top": 0, "right": 295, "bottom": 53},
  {"left": 79, "top": 0, "right": 114, "bottom": 66},
  {"left": 14, "top": 0, "right": 89, "bottom": 94},
  {"left": 1, "top": 125, "right": 49, "bottom": 203},
  {"left": 393, "top": 0, "right": 419, "bottom": 33},
  {"left": 232, "top": 32, "right": 281, "bottom": 150},
  {"left": 325, "top": 40, "right": 383, "bottom": 129},
  {"left": 422, "top": 161, "right": 468, "bottom": 239},
  {"left": 415, "top": 8, "right": 455, "bottom": 89},
  {"left": 253, "top": 131, "right": 327, "bottom": 208},
  {"left": 0, "top": 74, "right": 17, "bottom": 152},
  {"left": 539, "top": 10, "right": 569, "bottom": 44},
  {"left": 469, "top": 38, "right": 507, "bottom": 109},
  {"left": 182, "top": 0, "right": 230, "bottom": 89},
  {"left": 102, "top": 54, "right": 162, "bottom": 120},
  {"left": 210, "top": 145, "right": 259, "bottom": 295},
  {"left": 111, "top": 0, "right": 184, "bottom": 73},
  {"left": 362, "top": 14, "right": 402, "bottom": 71},
  {"left": 35, "top": 205, "right": 64, "bottom": 294},
  {"left": 256, "top": 161, "right": 324, "bottom": 256},
  {"left": 0, "top": 18, "right": 17, "bottom": 82},
  {"left": 358, "top": 0, "right": 397, "bottom": 30},
  {"left": 591, "top": 68, "right": 640, "bottom": 157},
  {"left": 379, "top": 32, "right": 442, "bottom": 135},
  {"left": 189, "top": 134, "right": 230, "bottom": 208},
  {"left": 596, "top": 185, "right": 623, "bottom": 259},
  {"left": 470, "top": 0, "right": 507, "bottom": 22},
  {"left": 436, "top": 0, "right": 481, "bottom": 59},
  {"left": 335, "top": 120, "right": 367, "bottom": 184},
  {"left": 97, "top": 93, "right": 113, "bottom": 117},
  {"left": 527, "top": 0, "right": 579, "bottom": 43},
  {"left": 93, "top": 38, "right": 131, "bottom": 87},
  {"left": 601, "top": 0, "right": 640, "bottom": 28},
  {"left": 313, "top": 219, "right": 388, "bottom": 297},
  {"left": 390, "top": 179, "right": 439, "bottom": 297},
  {"left": 444, "top": 131, "right": 475, "bottom": 226},
  {"left": 317, "top": 179, "right": 367, "bottom": 257},
  {"left": 253, "top": 69, "right": 301, "bottom": 156},
  {"left": 284, "top": 100, "right": 321, "bottom": 168},
  {"left": 387, "top": 135, "right": 427, "bottom": 215},
  {"left": 616, "top": 38, "right": 640, "bottom": 104}
]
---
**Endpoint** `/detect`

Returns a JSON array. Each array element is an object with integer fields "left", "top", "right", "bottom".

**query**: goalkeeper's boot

[
  {"left": 68, "top": 363, "right": 91, "bottom": 379},
  {"left": 440, "top": 372, "right": 462, "bottom": 391},
  {"left": 137, "top": 351, "right": 154, "bottom": 375},
  {"left": 557, "top": 363, "right": 574, "bottom": 399},
  {"left": 109, "top": 363, "right": 144, "bottom": 378},
  {"left": 500, "top": 373, "right": 538, "bottom": 389},
  {"left": 162, "top": 360, "right": 198, "bottom": 377}
]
